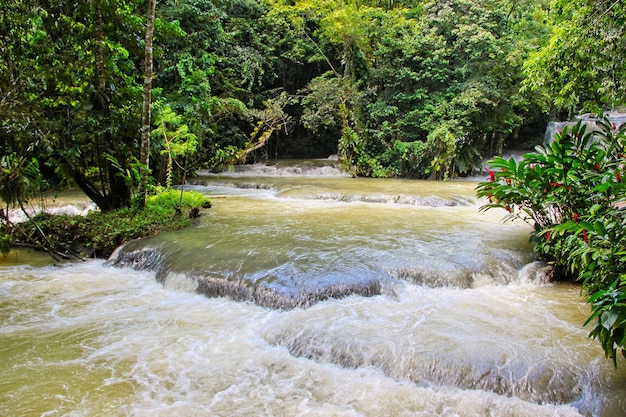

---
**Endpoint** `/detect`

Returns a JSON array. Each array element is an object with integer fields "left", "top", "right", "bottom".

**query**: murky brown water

[{"left": 2, "top": 163, "right": 625, "bottom": 416}]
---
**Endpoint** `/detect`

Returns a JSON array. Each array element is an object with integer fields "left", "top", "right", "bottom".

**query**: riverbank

[{"left": 1, "top": 189, "right": 211, "bottom": 260}]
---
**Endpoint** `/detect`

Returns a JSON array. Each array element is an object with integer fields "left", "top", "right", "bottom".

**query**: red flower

[
  {"left": 506, "top": 177, "right": 511, "bottom": 185},
  {"left": 545, "top": 231, "right": 551, "bottom": 240},
  {"left": 616, "top": 170, "right": 621, "bottom": 183},
  {"left": 573, "top": 212, "right": 579, "bottom": 222},
  {"left": 596, "top": 163, "right": 600, "bottom": 172},
  {"left": 488, "top": 170, "right": 495, "bottom": 182},
  {"left": 583, "top": 230, "right": 589, "bottom": 243}
]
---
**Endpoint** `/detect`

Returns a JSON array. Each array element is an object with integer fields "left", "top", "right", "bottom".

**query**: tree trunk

[
  {"left": 139, "top": 0, "right": 156, "bottom": 202},
  {"left": 94, "top": 0, "right": 106, "bottom": 96}
]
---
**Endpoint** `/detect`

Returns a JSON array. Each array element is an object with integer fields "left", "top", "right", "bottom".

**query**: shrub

[
  {"left": 477, "top": 118, "right": 626, "bottom": 365},
  {"left": 146, "top": 188, "right": 211, "bottom": 211}
]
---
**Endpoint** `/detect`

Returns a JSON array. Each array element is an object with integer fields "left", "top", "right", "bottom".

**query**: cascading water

[
  {"left": 1, "top": 160, "right": 625, "bottom": 417},
  {"left": 544, "top": 112, "right": 626, "bottom": 145}
]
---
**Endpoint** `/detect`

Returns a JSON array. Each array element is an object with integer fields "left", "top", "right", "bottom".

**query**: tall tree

[
  {"left": 140, "top": 0, "right": 157, "bottom": 201},
  {"left": 0, "top": 0, "right": 147, "bottom": 212}
]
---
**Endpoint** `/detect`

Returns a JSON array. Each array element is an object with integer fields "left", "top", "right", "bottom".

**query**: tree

[
  {"left": 152, "top": 103, "right": 197, "bottom": 190},
  {"left": 523, "top": 0, "right": 626, "bottom": 116},
  {"left": 140, "top": 0, "right": 158, "bottom": 203},
  {"left": 0, "top": 0, "right": 149, "bottom": 212},
  {"left": 0, "top": 1, "right": 49, "bottom": 160},
  {"left": 1, "top": 0, "right": 559, "bottom": 201},
  {"left": 285, "top": 0, "right": 550, "bottom": 178}
]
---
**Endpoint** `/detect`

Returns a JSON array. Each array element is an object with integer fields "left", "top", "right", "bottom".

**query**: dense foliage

[
  {"left": 2, "top": 0, "right": 624, "bottom": 201},
  {"left": 0, "top": 0, "right": 551, "bottom": 207},
  {"left": 477, "top": 120, "right": 626, "bottom": 365},
  {"left": 523, "top": 0, "right": 626, "bottom": 117}
]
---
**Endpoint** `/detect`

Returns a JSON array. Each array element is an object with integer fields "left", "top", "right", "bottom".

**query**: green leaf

[{"left": 601, "top": 310, "right": 619, "bottom": 330}]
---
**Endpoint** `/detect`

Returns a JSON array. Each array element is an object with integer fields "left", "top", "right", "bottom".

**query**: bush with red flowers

[{"left": 477, "top": 118, "right": 626, "bottom": 366}]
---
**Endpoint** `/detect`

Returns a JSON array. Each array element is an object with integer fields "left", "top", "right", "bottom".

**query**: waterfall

[
  {"left": 108, "top": 245, "right": 382, "bottom": 309},
  {"left": 201, "top": 158, "right": 351, "bottom": 178},
  {"left": 544, "top": 111, "right": 626, "bottom": 144}
]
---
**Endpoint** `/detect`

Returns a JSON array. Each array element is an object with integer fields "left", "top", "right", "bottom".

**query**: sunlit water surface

[{"left": 1, "top": 163, "right": 625, "bottom": 416}]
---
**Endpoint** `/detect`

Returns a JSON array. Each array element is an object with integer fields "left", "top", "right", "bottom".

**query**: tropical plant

[
  {"left": 477, "top": 118, "right": 626, "bottom": 365},
  {"left": 152, "top": 104, "right": 198, "bottom": 189}
]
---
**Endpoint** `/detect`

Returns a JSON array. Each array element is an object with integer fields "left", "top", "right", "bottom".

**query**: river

[{"left": 1, "top": 161, "right": 625, "bottom": 416}]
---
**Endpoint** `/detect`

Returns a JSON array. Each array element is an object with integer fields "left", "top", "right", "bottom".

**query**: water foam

[
  {"left": 261, "top": 284, "right": 613, "bottom": 412},
  {"left": 203, "top": 159, "right": 351, "bottom": 178},
  {"left": 2, "top": 260, "right": 616, "bottom": 416}
]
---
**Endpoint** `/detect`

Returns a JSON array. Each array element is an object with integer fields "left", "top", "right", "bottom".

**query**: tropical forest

[{"left": 4, "top": 0, "right": 624, "bottom": 201}]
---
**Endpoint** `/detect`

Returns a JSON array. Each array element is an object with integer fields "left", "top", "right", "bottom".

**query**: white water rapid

[{"left": 1, "top": 161, "right": 625, "bottom": 416}]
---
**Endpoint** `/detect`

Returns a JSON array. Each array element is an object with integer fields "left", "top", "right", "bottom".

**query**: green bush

[
  {"left": 146, "top": 188, "right": 210, "bottom": 211},
  {"left": 425, "top": 125, "right": 457, "bottom": 180},
  {"left": 477, "top": 118, "right": 626, "bottom": 365}
]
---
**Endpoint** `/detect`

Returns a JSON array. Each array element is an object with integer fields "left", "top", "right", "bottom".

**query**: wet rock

[{"left": 108, "top": 245, "right": 381, "bottom": 309}]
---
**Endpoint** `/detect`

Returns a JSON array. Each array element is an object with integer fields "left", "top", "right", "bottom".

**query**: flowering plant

[{"left": 477, "top": 118, "right": 626, "bottom": 366}]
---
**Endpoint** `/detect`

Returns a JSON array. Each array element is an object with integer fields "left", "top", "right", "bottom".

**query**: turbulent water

[{"left": 1, "top": 161, "right": 625, "bottom": 416}]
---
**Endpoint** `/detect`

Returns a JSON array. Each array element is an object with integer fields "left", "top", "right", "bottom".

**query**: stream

[{"left": 1, "top": 160, "right": 625, "bottom": 416}]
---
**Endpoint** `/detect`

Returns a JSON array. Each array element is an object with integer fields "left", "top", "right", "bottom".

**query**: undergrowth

[{"left": 5, "top": 189, "right": 211, "bottom": 259}]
